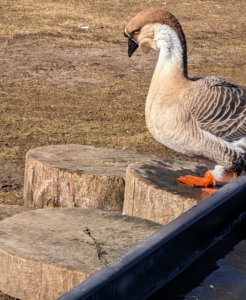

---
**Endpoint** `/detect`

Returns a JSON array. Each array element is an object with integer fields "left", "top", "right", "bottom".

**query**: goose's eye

[{"left": 133, "top": 30, "right": 140, "bottom": 35}]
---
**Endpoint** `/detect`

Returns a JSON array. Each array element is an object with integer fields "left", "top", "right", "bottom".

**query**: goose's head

[{"left": 124, "top": 8, "right": 187, "bottom": 73}]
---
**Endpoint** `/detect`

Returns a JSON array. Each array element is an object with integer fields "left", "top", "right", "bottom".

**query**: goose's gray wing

[{"left": 186, "top": 77, "right": 246, "bottom": 142}]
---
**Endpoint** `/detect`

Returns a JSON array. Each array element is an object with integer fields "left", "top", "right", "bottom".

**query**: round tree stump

[
  {"left": 23, "top": 144, "right": 154, "bottom": 209},
  {"left": 0, "top": 208, "right": 161, "bottom": 300},
  {"left": 0, "top": 204, "right": 33, "bottom": 221},
  {"left": 123, "top": 159, "right": 207, "bottom": 225}
]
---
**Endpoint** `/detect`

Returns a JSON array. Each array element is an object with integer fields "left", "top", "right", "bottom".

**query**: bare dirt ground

[{"left": 0, "top": 0, "right": 245, "bottom": 298}]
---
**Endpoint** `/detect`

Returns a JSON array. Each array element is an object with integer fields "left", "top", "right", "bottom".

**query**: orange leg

[
  {"left": 177, "top": 171, "right": 216, "bottom": 188},
  {"left": 178, "top": 171, "right": 238, "bottom": 197}
]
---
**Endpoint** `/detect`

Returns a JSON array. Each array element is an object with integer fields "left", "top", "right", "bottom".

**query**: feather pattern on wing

[{"left": 184, "top": 77, "right": 246, "bottom": 142}]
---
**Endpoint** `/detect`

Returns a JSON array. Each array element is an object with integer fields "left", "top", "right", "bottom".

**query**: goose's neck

[{"left": 154, "top": 24, "right": 188, "bottom": 80}]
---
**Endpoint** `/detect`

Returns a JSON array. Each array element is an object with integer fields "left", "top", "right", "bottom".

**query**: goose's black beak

[
  {"left": 124, "top": 30, "right": 138, "bottom": 57},
  {"left": 127, "top": 39, "right": 138, "bottom": 57}
]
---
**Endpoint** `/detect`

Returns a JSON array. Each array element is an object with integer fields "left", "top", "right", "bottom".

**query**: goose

[{"left": 124, "top": 8, "right": 246, "bottom": 193}]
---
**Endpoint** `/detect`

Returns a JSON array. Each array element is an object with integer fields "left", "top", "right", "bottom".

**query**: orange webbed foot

[
  {"left": 201, "top": 171, "right": 237, "bottom": 198},
  {"left": 177, "top": 171, "right": 216, "bottom": 188},
  {"left": 202, "top": 188, "right": 218, "bottom": 195}
]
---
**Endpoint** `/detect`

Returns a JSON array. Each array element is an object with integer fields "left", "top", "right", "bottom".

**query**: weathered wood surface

[
  {"left": 0, "top": 205, "right": 34, "bottom": 300},
  {"left": 0, "top": 204, "right": 33, "bottom": 221},
  {"left": 23, "top": 144, "right": 154, "bottom": 209},
  {"left": 123, "top": 159, "right": 207, "bottom": 225},
  {"left": 0, "top": 208, "right": 161, "bottom": 300}
]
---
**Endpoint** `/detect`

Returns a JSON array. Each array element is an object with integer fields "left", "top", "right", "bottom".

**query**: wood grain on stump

[
  {"left": 123, "top": 159, "right": 207, "bottom": 225},
  {"left": 0, "top": 208, "right": 161, "bottom": 300},
  {"left": 23, "top": 144, "right": 154, "bottom": 209},
  {"left": 0, "top": 204, "right": 33, "bottom": 221}
]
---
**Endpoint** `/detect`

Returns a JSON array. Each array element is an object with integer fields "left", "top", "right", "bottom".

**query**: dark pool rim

[{"left": 58, "top": 176, "right": 246, "bottom": 300}]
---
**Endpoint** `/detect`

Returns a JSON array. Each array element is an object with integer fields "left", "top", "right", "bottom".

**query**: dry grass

[{"left": 0, "top": 0, "right": 246, "bottom": 167}]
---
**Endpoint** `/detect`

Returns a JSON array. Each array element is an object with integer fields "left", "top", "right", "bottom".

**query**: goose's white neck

[{"left": 154, "top": 24, "right": 185, "bottom": 77}]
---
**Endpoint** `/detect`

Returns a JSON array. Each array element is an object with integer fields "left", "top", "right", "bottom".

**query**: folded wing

[{"left": 186, "top": 77, "right": 246, "bottom": 142}]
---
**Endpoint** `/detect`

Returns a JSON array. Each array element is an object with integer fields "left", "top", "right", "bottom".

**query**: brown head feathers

[{"left": 126, "top": 8, "right": 188, "bottom": 76}]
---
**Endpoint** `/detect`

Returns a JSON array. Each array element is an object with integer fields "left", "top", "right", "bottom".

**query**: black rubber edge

[{"left": 58, "top": 176, "right": 246, "bottom": 300}]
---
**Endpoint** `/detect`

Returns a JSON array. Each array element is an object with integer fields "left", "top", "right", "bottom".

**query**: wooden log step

[
  {"left": 0, "top": 204, "right": 33, "bottom": 221},
  {"left": 23, "top": 144, "right": 154, "bottom": 209},
  {"left": 0, "top": 208, "right": 162, "bottom": 300},
  {"left": 123, "top": 159, "right": 207, "bottom": 225}
]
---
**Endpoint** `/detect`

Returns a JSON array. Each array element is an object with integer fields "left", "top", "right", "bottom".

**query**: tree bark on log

[
  {"left": 123, "top": 159, "right": 207, "bottom": 225},
  {"left": 23, "top": 144, "right": 154, "bottom": 210}
]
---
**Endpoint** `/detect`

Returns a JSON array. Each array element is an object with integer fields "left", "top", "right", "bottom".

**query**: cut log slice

[
  {"left": 23, "top": 144, "right": 154, "bottom": 209},
  {"left": 0, "top": 208, "right": 162, "bottom": 300},
  {"left": 123, "top": 159, "right": 207, "bottom": 225},
  {"left": 0, "top": 204, "right": 33, "bottom": 221}
]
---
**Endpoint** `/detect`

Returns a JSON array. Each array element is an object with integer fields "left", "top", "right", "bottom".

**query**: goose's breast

[{"left": 145, "top": 102, "right": 195, "bottom": 154}]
